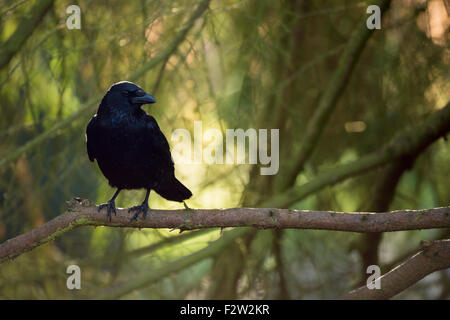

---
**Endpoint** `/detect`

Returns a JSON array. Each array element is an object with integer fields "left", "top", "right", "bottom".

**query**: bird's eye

[
  {"left": 135, "top": 89, "right": 145, "bottom": 97},
  {"left": 121, "top": 90, "right": 131, "bottom": 97}
]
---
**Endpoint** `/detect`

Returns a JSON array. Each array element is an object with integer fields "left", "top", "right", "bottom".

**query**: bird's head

[{"left": 102, "top": 81, "right": 156, "bottom": 114}]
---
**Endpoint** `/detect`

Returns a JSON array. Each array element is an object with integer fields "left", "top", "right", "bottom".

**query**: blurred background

[{"left": 0, "top": 0, "right": 449, "bottom": 299}]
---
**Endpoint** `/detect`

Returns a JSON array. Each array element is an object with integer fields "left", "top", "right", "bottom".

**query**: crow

[{"left": 86, "top": 81, "right": 192, "bottom": 220}]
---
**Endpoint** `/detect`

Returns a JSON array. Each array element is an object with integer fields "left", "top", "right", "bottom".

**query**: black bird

[{"left": 86, "top": 81, "right": 192, "bottom": 220}]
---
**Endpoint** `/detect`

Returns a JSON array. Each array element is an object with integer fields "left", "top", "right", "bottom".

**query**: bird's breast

[{"left": 95, "top": 121, "right": 154, "bottom": 166}]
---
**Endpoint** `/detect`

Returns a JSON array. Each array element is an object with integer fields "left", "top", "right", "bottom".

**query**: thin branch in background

[
  {"left": 151, "top": 56, "right": 170, "bottom": 95},
  {"left": 0, "top": 0, "right": 30, "bottom": 18}
]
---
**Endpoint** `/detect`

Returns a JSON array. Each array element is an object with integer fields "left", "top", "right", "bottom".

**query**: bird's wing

[
  {"left": 86, "top": 115, "right": 99, "bottom": 162},
  {"left": 144, "top": 115, "right": 174, "bottom": 168}
]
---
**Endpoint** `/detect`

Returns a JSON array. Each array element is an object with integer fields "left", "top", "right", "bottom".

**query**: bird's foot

[
  {"left": 129, "top": 202, "right": 149, "bottom": 221},
  {"left": 98, "top": 200, "right": 117, "bottom": 221},
  {"left": 183, "top": 201, "right": 190, "bottom": 210}
]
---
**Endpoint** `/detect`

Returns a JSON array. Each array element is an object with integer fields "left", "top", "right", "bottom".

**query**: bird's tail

[{"left": 154, "top": 176, "right": 192, "bottom": 202}]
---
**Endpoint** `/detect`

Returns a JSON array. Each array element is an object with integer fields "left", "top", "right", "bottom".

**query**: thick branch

[
  {"left": 0, "top": 198, "right": 449, "bottom": 263},
  {"left": 341, "top": 240, "right": 450, "bottom": 299}
]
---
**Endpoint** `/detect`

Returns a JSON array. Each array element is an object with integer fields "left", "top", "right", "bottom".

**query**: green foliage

[{"left": 0, "top": 0, "right": 449, "bottom": 299}]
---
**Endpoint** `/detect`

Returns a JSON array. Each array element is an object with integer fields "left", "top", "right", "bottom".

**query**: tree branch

[
  {"left": 341, "top": 239, "right": 450, "bottom": 299},
  {"left": 1, "top": 198, "right": 449, "bottom": 264}
]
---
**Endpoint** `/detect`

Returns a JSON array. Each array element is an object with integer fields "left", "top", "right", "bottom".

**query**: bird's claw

[
  {"left": 129, "top": 203, "right": 149, "bottom": 221},
  {"left": 98, "top": 200, "right": 117, "bottom": 221}
]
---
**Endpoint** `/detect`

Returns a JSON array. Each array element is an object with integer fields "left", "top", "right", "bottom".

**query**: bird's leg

[
  {"left": 98, "top": 189, "right": 121, "bottom": 221},
  {"left": 129, "top": 189, "right": 150, "bottom": 220},
  {"left": 183, "top": 201, "right": 190, "bottom": 210}
]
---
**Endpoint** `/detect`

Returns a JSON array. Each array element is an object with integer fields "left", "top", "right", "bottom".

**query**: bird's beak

[{"left": 131, "top": 93, "right": 156, "bottom": 105}]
